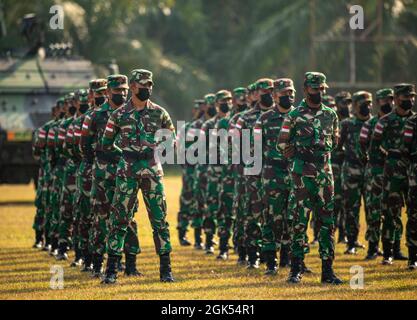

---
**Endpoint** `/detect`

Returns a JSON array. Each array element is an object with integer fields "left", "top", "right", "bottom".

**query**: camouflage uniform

[
  {"left": 32, "top": 116, "right": 56, "bottom": 247},
  {"left": 359, "top": 88, "right": 394, "bottom": 258},
  {"left": 340, "top": 91, "right": 372, "bottom": 253},
  {"left": 217, "top": 87, "right": 247, "bottom": 258},
  {"left": 278, "top": 72, "right": 342, "bottom": 285},
  {"left": 104, "top": 70, "right": 174, "bottom": 259},
  {"left": 371, "top": 83, "right": 416, "bottom": 263},
  {"left": 404, "top": 111, "right": 417, "bottom": 268},
  {"left": 255, "top": 79, "right": 294, "bottom": 271},
  {"left": 235, "top": 79, "right": 275, "bottom": 267}
]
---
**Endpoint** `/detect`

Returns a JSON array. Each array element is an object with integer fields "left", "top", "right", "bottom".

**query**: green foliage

[{"left": 1, "top": 0, "right": 416, "bottom": 121}]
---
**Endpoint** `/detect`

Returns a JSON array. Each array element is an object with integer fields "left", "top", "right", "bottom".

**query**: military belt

[
  {"left": 96, "top": 151, "right": 120, "bottom": 164},
  {"left": 123, "top": 150, "right": 154, "bottom": 161}
]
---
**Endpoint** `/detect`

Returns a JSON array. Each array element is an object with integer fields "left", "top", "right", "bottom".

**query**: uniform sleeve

[
  {"left": 277, "top": 113, "right": 295, "bottom": 151},
  {"left": 161, "top": 109, "right": 176, "bottom": 144},
  {"left": 332, "top": 112, "right": 339, "bottom": 151},
  {"left": 102, "top": 112, "right": 121, "bottom": 154},
  {"left": 80, "top": 114, "right": 95, "bottom": 159},
  {"left": 32, "top": 129, "right": 42, "bottom": 160},
  {"left": 63, "top": 124, "right": 75, "bottom": 158},
  {"left": 370, "top": 118, "right": 386, "bottom": 154},
  {"left": 404, "top": 117, "right": 415, "bottom": 153}
]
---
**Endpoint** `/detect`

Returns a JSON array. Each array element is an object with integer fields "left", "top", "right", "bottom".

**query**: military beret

[
  {"left": 394, "top": 83, "right": 416, "bottom": 96},
  {"left": 75, "top": 89, "right": 89, "bottom": 103},
  {"left": 130, "top": 69, "right": 153, "bottom": 85},
  {"left": 376, "top": 88, "right": 394, "bottom": 100},
  {"left": 274, "top": 78, "right": 296, "bottom": 92},
  {"left": 233, "top": 87, "right": 247, "bottom": 99},
  {"left": 322, "top": 95, "right": 336, "bottom": 107},
  {"left": 89, "top": 79, "right": 108, "bottom": 93},
  {"left": 107, "top": 74, "right": 129, "bottom": 90},
  {"left": 194, "top": 99, "right": 205, "bottom": 109},
  {"left": 256, "top": 78, "right": 274, "bottom": 90},
  {"left": 204, "top": 93, "right": 216, "bottom": 105},
  {"left": 215, "top": 90, "right": 233, "bottom": 102},
  {"left": 335, "top": 91, "right": 352, "bottom": 104},
  {"left": 304, "top": 72, "right": 328, "bottom": 89},
  {"left": 352, "top": 91, "right": 372, "bottom": 104}
]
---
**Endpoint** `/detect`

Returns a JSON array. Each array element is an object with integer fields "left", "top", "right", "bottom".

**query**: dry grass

[{"left": 0, "top": 177, "right": 416, "bottom": 300}]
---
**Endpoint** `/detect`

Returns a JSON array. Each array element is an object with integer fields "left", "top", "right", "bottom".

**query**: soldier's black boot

[
  {"left": 264, "top": 251, "right": 277, "bottom": 276},
  {"left": 70, "top": 247, "right": 83, "bottom": 267},
  {"left": 382, "top": 241, "right": 394, "bottom": 265},
  {"left": 365, "top": 241, "right": 378, "bottom": 260},
  {"left": 407, "top": 247, "right": 417, "bottom": 270},
  {"left": 55, "top": 242, "right": 69, "bottom": 261},
  {"left": 287, "top": 257, "right": 302, "bottom": 284},
  {"left": 91, "top": 254, "right": 104, "bottom": 277},
  {"left": 49, "top": 237, "right": 58, "bottom": 256},
  {"left": 33, "top": 230, "right": 43, "bottom": 249},
  {"left": 321, "top": 259, "right": 343, "bottom": 285},
  {"left": 205, "top": 233, "right": 215, "bottom": 255},
  {"left": 179, "top": 228, "right": 192, "bottom": 246},
  {"left": 246, "top": 247, "right": 259, "bottom": 269},
  {"left": 393, "top": 240, "right": 408, "bottom": 260},
  {"left": 279, "top": 245, "right": 290, "bottom": 268},
  {"left": 124, "top": 254, "right": 144, "bottom": 277},
  {"left": 337, "top": 226, "right": 347, "bottom": 244},
  {"left": 81, "top": 250, "right": 93, "bottom": 272},
  {"left": 237, "top": 246, "right": 247, "bottom": 266},
  {"left": 160, "top": 253, "right": 175, "bottom": 282},
  {"left": 216, "top": 237, "right": 229, "bottom": 260},
  {"left": 42, "top": 235, "right": 51, "bottom": 251},
  {"left": 117, "top": 256, "right": 125, "bottom": 272},
  {"left": 101, "top": 254, "right": 118, "bottom": 284},
  {"left": 344, "top": 237, "right": 357, "bottom": 255},
  {"left": 194, "top": 228, "right": 204, "bottom": 250}
]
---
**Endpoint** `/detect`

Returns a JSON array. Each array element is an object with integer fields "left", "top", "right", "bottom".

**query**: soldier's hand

[{"left": 283, "top": 145, "right": 295, "bottom": 158}]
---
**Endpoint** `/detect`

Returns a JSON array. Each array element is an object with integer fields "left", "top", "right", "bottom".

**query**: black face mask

[
  {"left": 260, "top": 93, "right": 274, "bottom": 108},
  {"left": 237, "top": 104, "right": 247, "bottom": 112},
  {"left": 95, "top": 96, "right": 105, "bottom": 106},
  {"left": 79, "top": 104, "right": 89, "bottom": 114},
  {"left": 380, "top": 103, "right": 392, "bottom": 114},
  {"left": 136, "top": 88, "right": 151, "bottom": 101},
  {"left": 400, "top": 99, "right": 413, "bottom": 111},
  {"left": 69, "top": 105, "right": 77, "bottom": 116},
  {"left": 207, "top": 105, "right": 217, "bottom": 117},
  {"left": 59, "top": 111, "right": 65, "bottom": 119},
  {"left": 111, "top": 94, "right": 126, "bottom": 106},
  {"left": 219, "top": 103, "right": 230, "bottom": 113},
  {"left": 339, "top": 107, "right": 350, "bottom": 118},
  {"left": 359, "top": 103, "right": 370, "bottom": 117},
  {"left": 308, "top": 92, "right": 322, "bottom": 104},
  {"left": 279, "top": 95, "right": 294, "bottom": 109}
]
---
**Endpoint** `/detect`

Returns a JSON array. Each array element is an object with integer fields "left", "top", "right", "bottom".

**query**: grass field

[{"left": 0, "top": 176, "right": 416, "bottom": 300}]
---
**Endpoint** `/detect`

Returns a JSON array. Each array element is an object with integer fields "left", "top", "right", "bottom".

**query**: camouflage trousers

[
  {"left": 290, "top": 172, "right": 335, "bottom": 261},
  {"left": 331, "top": 162, "right": 344, "bottom": 232},
  {"left": 381, "top": 158, "right": 407, "bottom": 244},
  {"left": 193, "top": 164, "right": 208, "bottom": 228},
  {"left": 364, "top": 165, "right": 383, "bottom": 243},
  {"left": 48, "top": 163, "right": 65, "bottom": 240},
  {"left": 76, "top": 160, "right": 93, "bottom": 253},
  {"left": 242, "top": 174, "right": 264, "bottom": 250},
  {"left": 91, "top": 160, "right": 140, "bottom": 256},
  {"left": 342, "top": 162, "right": 367, "bottom": 243},
  {"left": 232, "top": 165, "right": 246, "bottom": 248},
  {"left": 107, "top": 171, "right": 170, "bottom": 257},
  {"left": 261, "top": 164, "right": 290, "bottom": 253},
  {"left": 406, "top": 162, "right": 417, "bottom": 249},
  {"left": 177, "top": 165, "right": 196, "bottom": 232},
  {"left": 203, "top": 165, "right": 223, "bottom": 236},
  {"left": 217, "top": 165, "right": 235, "bottom": 240},
  {"left": 33, "top": 166, "right": 46, "bottom": 232},
  {"left": 58, "top": 160, "right": 78, "bottom": 247}
]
